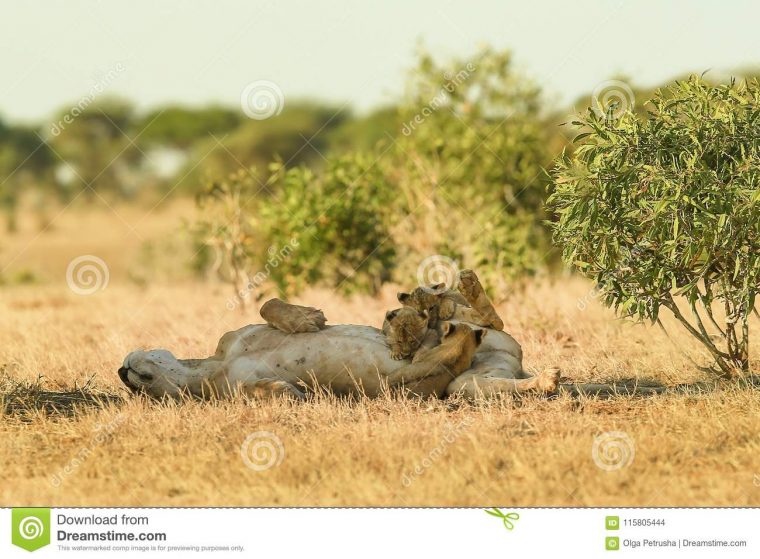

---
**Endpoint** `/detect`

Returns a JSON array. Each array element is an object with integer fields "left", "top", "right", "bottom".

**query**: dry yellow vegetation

[{"left": 0, "top": 203, "right": 759, "bottom": 507}]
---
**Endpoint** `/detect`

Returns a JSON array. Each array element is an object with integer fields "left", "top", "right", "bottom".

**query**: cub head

[
  {"left": 383, "top": 307, "right": 430, "bottom": 360},
  {"left": 397, "top": 283, "right": 446, "bottom": 312}
]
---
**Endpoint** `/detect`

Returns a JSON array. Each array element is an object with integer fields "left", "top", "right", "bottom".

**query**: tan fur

[
  {"left": 259, "top": 298, "right": 326, "bottom": 333},
  {"left": 397, "top": 284, "right": 466, "bottom": 329},
  {"left": 397, "top": 269, "right": 504, "bottom": 331},
  {"left": 383, "top": 322, "right": 486, "bottom": 397},
  {"left": 457, "top": 269, "right": 504, "bottom": 330},
  {"left": 382, "top": 308, "right": 430, "bottom": 360},
  {"left": 120, "top": 270, "right": 560, "bottom": 402}
]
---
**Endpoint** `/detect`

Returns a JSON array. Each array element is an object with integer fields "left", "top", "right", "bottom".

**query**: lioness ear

[
  {"left": 441, "top": 322, "right": 456, "bottom": 337},
  {"left": 397, "top": 292, "right": 411, "bottom": 304},
  {"left": 385, "top": 309, "right": 400, "bottom": 321},
  {"left": 474, "top": 329, "right": 487, "bottom": 345}
]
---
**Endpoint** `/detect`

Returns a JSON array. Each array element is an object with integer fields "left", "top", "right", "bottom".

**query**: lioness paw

[{"left": 537, "top": 366, "right": 561, "bottom": 393}]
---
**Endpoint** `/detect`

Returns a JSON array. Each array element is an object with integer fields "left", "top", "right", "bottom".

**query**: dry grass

[
  {"left": 1, "top": 280, "right": 759, "bottom": 507},
  {"left": 1, "top": 202, "right": 759, "bottom": 506}
]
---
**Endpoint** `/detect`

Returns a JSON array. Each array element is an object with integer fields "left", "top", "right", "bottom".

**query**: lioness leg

[
  {"left": 457, "top": 269, "right": 504, "bottom": 330},
  {"left": 241, "top": 378, "right": 306, "bottom": 400},
  {"left": 446, "top": 367, "right": 560, "bottom": 398},
  {"left": 260, "top": 298, "right": 327, "bottom": 333}
]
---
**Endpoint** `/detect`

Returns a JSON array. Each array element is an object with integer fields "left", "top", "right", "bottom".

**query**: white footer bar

[{"left": 2, "top": 508, "right": 756, "bottom": 558}]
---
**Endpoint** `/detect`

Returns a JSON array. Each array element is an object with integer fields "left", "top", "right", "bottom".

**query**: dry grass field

[{"left": 1, "top": 203, "right": 759, "bottom": 507}]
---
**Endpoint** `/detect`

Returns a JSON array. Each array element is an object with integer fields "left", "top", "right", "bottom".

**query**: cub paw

[
  {"left": 457, "top": 269, "right": 482, "bottom": 299},
  {"left": 390, "top": 350, "right": 405, "bottom": 360}
]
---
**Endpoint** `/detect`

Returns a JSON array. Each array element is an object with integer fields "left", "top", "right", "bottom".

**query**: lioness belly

[{"left": 225, "top": 325, "right": 405, "bottom": 396}]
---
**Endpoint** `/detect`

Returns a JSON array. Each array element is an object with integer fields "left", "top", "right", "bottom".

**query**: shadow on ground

[
  {"left": 1, "top": 375, "right": 124, "bottom": 421},
  {"left": 2, "top": 374, "right": 759, "bottom": 419}
]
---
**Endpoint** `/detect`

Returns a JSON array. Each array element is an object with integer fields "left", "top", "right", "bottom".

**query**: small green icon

[
  {"left": 484, "top": 508, "right": 520, "bottom": 530},
  {"left": 606, "top": 536, "right": 620, "bottom": 551},
  {"left": 12, "top": 508, "right": 51, "bottom": 552},
  {"left": 606, "top": 516, "right": 620, "bottom": 530}
]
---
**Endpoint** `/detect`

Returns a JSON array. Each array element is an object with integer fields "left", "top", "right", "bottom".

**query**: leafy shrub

[
  {"left": 548, "top": 76, "right": 760, "bottom": 376},
  {"left": 389, "top": 47, "right": 553, "bottom": 295},
  {"left": 191, "top": 48, "right": 556, "bottom": 299},
  {"left": 260, "top": 155, "right": 396, "bottom": 295}
]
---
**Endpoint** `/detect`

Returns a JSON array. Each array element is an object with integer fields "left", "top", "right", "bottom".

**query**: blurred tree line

[{"left": 0, "top": 47, "right": 756, "bottom": 298}]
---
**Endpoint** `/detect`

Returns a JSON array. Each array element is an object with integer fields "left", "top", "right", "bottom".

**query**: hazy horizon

[{"left": 2, "top": 0, "right": 759, "bottom": 124}]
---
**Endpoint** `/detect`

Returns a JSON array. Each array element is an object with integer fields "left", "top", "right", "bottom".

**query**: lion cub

[
  {"left": 397, "top": 270, "right": 504, "bottom": 331},
  {"left": 397, "top": 283, "right": 467, "bottom": 330},
  {"left": 382, "top": 307, "right": 433, "bottom": 360},
  {"left": 383, "top": 322, "right": 486, "bottom": 394},
  {"left": 260, "top": 298, "right": 327, "bottom": 333}
]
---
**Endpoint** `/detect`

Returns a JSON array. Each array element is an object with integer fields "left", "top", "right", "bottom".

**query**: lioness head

[
  {"left": 118, "top": 349, "right": 190, "bottom": 398},
  {"left": 383, "top": 307, "right": 430, "bottom": 360}
]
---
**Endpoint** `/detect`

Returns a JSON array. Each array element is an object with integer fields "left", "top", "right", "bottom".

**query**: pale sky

[{"left": 2, "top": 0, "right": 758, "bottom": 123}]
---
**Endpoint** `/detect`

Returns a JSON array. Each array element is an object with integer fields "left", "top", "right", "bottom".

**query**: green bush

[
  {"left": 192, "top": 48, "right": 557, "bottom": 299},
  {"left": 548, "top": 76, "right": 760, "bottom": 376},
  {"left": 260, "top": 155, "right": 396, "bottom": 295}
]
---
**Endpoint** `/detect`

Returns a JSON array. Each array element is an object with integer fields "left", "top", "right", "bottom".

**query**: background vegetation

[{"left": 1, "top": 47, "right": 757, "bottom": 322}]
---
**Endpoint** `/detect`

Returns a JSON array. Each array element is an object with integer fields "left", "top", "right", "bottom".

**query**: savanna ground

[{"left": 1, "top": 203, "right": 759, "bottom": 507}]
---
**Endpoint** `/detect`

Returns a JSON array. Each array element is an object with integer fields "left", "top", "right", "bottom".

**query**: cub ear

[
  {"left": 441, "top": 322, "right": 456, "bottom": 337},
  {"left": 474, "top": 329, "right": 487, "bottom": 345},
  {"left": 417, "top": 309, "right": 429, "bottom": 321},
  {"left": 397, "top": 292, "right": 411, "bottom": 304},
  {"left": 430, "top": 282, "right": 446, "bottom": 291},
  {"left": 385, "top": 309, "right": 400, "bottom": 322}
]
